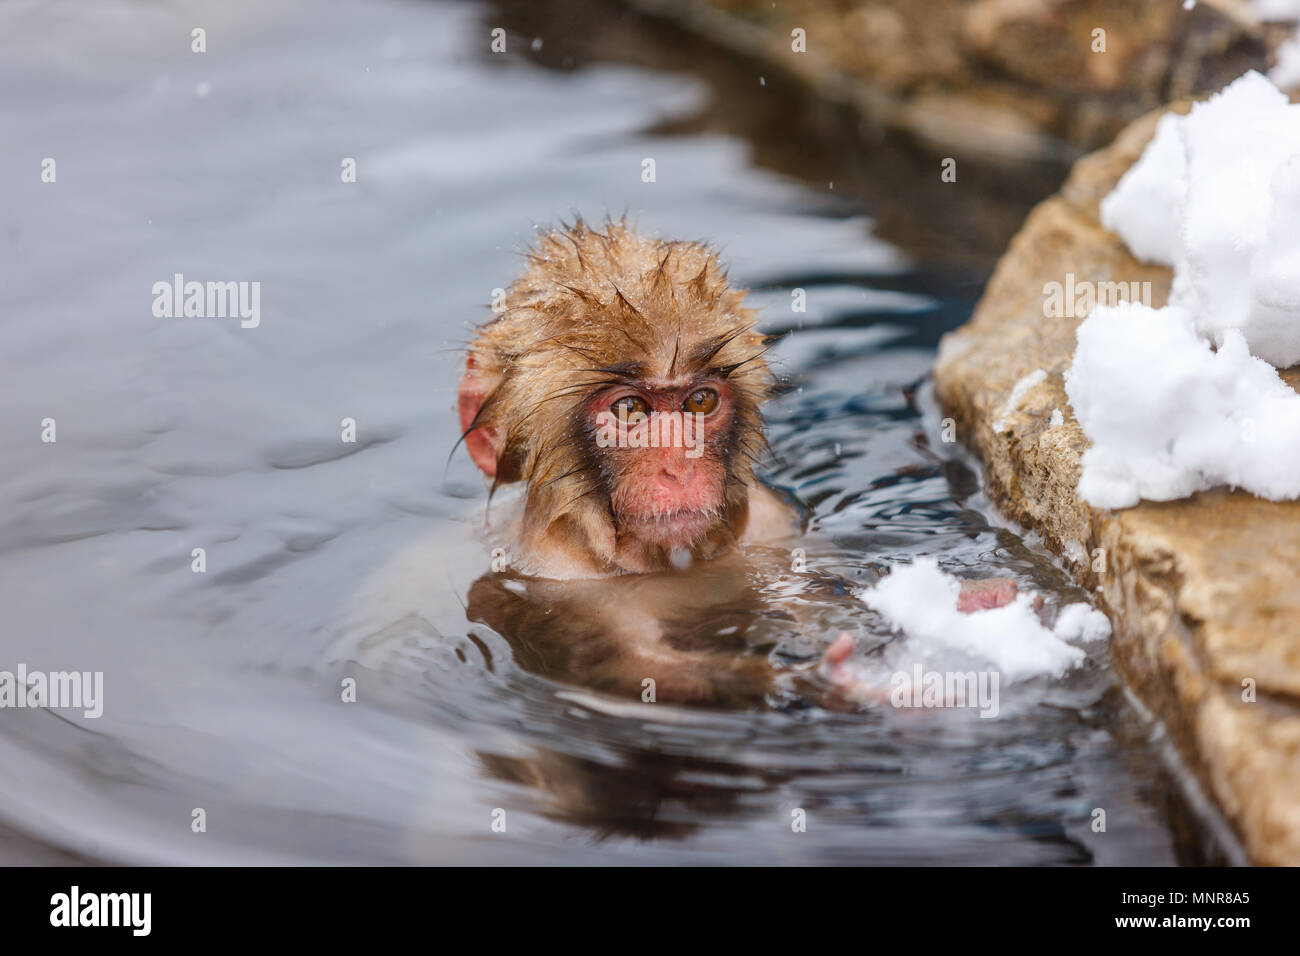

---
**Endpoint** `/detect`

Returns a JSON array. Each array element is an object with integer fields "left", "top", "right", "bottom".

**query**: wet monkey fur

[{"left": 457, "top": 219, "right": 798, "bottom": 579}]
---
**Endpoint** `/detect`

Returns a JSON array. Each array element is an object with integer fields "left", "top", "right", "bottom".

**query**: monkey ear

[{"left": 458, "top": 360, "right": 504, "bottom": 478}]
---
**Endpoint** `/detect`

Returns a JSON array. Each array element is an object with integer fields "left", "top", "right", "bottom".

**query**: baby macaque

[
  {"left": 457, "top": 219, "right": 795, "bottom": 578},
  {"left": 458, "top": 220, "right": 1016, "bottom": 704}
]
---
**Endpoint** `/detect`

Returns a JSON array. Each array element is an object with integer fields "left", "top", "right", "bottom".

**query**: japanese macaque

[
  {"left": 457, "top": 219, "right": 797, "bottom": 579},
  {"left": 456, "top": 219, "right": 1018, "bottom": 706}
]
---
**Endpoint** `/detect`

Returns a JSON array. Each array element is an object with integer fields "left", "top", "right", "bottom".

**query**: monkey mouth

[{"left": 617, "top": 507, "right": 720, "bottom": 546}]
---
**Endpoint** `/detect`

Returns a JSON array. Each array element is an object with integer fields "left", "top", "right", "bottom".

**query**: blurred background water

[{"left": 0, "top": 0, "right": 1228, "bottom": 863}]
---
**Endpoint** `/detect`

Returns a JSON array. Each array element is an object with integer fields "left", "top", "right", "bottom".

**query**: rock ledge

[{"left": 934, "top": 107, "right": 1300, "bottom": 866}]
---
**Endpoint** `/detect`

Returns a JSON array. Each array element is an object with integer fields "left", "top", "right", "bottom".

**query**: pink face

[{"left": 587, "top": 378, "right": 734, "bottom": 549}]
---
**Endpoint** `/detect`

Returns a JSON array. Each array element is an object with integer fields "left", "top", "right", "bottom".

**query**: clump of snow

[
  {"left": 859, "top": 558, "right": 1109, "bottom": 683},
  {"left": 1099, "top": 112, "right": 1186, "bottom": 264},
  {"left": 992, "top": 368, "right": 1046, "bottom": 434},
  {"left": 1052, "top": 602, "right": 1111, "bottom": 641},
  {"left": 1049, "top": 408, "right": 1064, "bottom": 427},
  {"left": 1101, "top": 71, "right": 1300, "bottom": 367},
  {"left": 1070, "top": 71, "right": 1300, "bottom": 508},
  {"left": 1067, "top": 303, "right": 1300, "bottom": 507},
  {"left": 1253, "top": 1, "right": 1300, "bottom": 87},
  {"left": 1273, "top": 36, "right": 1300, "bottom": 89}
]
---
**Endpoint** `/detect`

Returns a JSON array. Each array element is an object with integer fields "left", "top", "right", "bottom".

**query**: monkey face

[
  {"left": 587, "top": 378, "right": 735, "bottom": 550},
  {"left": 458, "top": 220, "right": 775, "bottom": 574}
]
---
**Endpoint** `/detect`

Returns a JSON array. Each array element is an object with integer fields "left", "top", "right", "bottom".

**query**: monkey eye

[
  {"left": 682, "top": 388, "right": 719, "bottom": 415},
  {"left": 611, "top": 395, "right": 651, "bottom": 422}
]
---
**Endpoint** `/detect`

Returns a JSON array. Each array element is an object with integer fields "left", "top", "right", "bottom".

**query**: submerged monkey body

[{"left": 459, "top": 220, "right": 798, "bottom": 578}]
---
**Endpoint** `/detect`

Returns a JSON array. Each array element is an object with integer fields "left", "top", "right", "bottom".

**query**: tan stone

[
  {"left": 933, "top": 107, "right": 1300, "bottom": 865},
  {"left": 638, "top": 0, "right": 1285, "bottom": 156}
]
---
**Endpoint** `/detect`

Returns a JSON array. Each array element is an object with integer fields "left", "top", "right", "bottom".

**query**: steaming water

[{"left": 0, "top": 0, "right": 1211, "bottom": 863}]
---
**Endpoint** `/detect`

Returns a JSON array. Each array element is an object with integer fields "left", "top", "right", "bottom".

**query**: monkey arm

[{"left": 466, "top": 567, "right": 780, "bottom": 708}]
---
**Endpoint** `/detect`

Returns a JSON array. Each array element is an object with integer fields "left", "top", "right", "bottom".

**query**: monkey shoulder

[{"left": 739, "top": 481, "right": 804, "bottom": 546}]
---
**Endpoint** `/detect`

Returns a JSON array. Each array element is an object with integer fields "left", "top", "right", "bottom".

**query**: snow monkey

[
  {"left": 457, "top": 219, "right": 1017, "bottom": 705},
  {"left": 457, "top": 218, "right": 796, "bottom": 579}
]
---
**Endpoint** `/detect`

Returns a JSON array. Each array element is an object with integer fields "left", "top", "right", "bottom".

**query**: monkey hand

[{"left": 818, "top": 577, "right": 1026, "bottom": 704}]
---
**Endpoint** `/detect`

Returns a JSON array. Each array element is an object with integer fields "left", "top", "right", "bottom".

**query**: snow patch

[
  {"left": 1066, "top": 303, "right": 1300, "bottom": 507},
  {"left": 859, "top": 558, "right": 1110, "bottom": 683},
  {"left": 1071, "top": 71, "right": 1300, "bottom": 507},
  {"left": 1101, "top": 71, "right": 1300, "bottom": 367}
]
